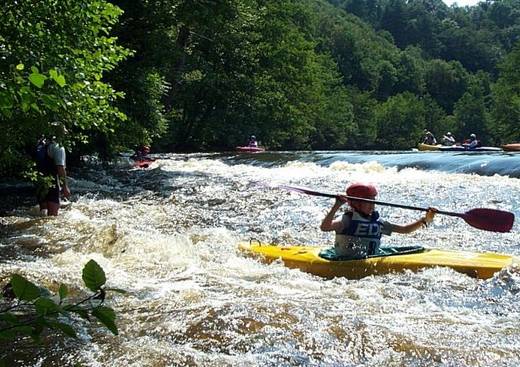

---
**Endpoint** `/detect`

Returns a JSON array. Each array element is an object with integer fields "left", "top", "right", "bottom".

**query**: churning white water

[{"left": 1, "top": 151, "right": 520, "bottom": 366}]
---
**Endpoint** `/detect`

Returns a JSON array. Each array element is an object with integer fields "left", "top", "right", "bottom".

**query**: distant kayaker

[
  {"left": 441, "top": 132, "right": 456, "bottom": 146},
  {"left": 131, "top": 145, "right": 151, "bottom": 161},
  {"left": 248, "top": 135, "right": 258, "bottom": 148},
  {"left": 320, "top": 182, "right": 436, "bottom": 259},
  {"left": 463, "top": 134, "right": 480, "bottom": 149},
  {"left": 422, "top": 129, "right": 437, "bottom": 145}
]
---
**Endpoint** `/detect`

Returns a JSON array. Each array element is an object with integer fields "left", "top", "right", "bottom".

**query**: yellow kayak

[
  {"left": 418, "top": 143, "right": 442, "bottom": 151},
  {"left": 238, "top": 242, "right": 518, "bottom": 280}
]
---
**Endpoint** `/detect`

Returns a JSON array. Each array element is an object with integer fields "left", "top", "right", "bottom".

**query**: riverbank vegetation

[{"left": 1, "top": 0, "right": 520, "bottom": 178}]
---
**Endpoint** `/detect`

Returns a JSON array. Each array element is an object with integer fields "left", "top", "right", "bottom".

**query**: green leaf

[
  {"left": 16, "top": 63, "right": 24, "bottom": 71},
  {"left": 29, "top": 73, "right": 47, "bottom": 88},
  {"left": 31, "top": 66, "right": 39, "bottom": 73},
  {"left": 41, "top": 94, "right": 60, "bottom": 110},
  {"left": 34, "top": 297, "right": 60, "bottom": 315},
  {"left": 55, "top": 75, "right": 66, "bottom": 87},
  {"left": 50, "top": 321, "right": 77, "bottom": 338},
  {"left": 82, "top": 260, "right": 106, "bottom": 291},
  {"left": 0, "top": 92, "right": 13, "bottom": 109},
  {"left": 10, "top": 274, "right": 40, "bottom": 301},
  {"left": 92, "top": 306, "right": 118, "bottom": 335},
  {"left": 49, "top": 69, "right": 66, "bottom": 87},
  {"left": 59, "top": 284, "right": 68, "bottom": 300},
  {"left": 30, "top": 103, "right": 41, "bottom": 113}
]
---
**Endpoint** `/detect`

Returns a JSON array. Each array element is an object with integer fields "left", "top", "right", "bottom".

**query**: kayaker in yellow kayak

[
  {"left": 320, "top": 183, "right": 437, "bottom": 259},
  {"left": 422, "top": 129, "right": 437, "bottom": 145}
]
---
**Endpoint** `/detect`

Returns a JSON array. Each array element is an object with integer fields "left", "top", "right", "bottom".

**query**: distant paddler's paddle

[{"left": 278, "top": 185, "right": 515, "bottom": 233}]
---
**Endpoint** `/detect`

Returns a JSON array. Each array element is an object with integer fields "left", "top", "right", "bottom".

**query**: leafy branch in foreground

[{"left": 0, "top": 259, "right": 125, "bottom": 344}]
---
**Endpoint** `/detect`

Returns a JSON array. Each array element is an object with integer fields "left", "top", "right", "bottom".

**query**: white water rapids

[{"left": 1, "top": 152, "right": 520, "bottom": 366}]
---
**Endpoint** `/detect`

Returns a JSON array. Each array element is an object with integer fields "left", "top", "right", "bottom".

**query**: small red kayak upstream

[
  {"left": 236, "top": 146, "right": 265, "bottom": 153},
  {"left": 133, "top": 157, "right": 155, "bottom": 168}
]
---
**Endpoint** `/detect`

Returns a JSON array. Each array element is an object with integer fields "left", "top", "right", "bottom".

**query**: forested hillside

[{"left": 1, "top": 0, "right": 520, "bottom": 178}]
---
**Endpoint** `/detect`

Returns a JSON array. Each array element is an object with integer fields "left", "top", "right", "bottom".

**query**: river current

[{"left": 1, "top": 150, "right": 520, "bottom": 366}]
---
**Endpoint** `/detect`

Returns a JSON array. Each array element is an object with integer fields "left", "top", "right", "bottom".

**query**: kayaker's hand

[
  {"left": 336, "top": 195, "right": 348, "bottom": 206},
  {"left": 423, "top": 208, "right": 437, "bottom": 225}
]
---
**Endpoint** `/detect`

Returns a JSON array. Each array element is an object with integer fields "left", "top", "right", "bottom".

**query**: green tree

[
  {"left": 424, "top": 59, "right": 469, "bottom": 113},
  {"left": 375, "top": 92, "right": 427, "bottom": 149},
  {"left": 139, "top": 0, "right": 355, "bottom": 151},
  {"left": 454, "top": 89, "right": 490, "bottom": 143},
  {"left": 394, "top": 47, "right": 426, "bottom": 95},
  {"left": 248, "top": 1, "right": 355, "bottom": 149},
  {"left": 490, "top": 41, "right": 520, "bottom": 144},
  {"left": 423, "top": 95, "right": 450, "bottom": 139},
  {"left": 345, "top": 87, "right": 378, "bottom": 148},
  {"left": 0, "top": 0, "right": 129, "bottom": 177}
]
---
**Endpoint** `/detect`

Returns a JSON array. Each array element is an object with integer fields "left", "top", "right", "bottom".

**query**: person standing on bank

[{"left": 35, "top": 126, "right": 71, "bottom": 216}]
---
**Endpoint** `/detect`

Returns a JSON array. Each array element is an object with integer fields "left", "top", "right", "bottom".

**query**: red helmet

[{"left": 346, "top": 183, "right": 377, "bottom": 198}]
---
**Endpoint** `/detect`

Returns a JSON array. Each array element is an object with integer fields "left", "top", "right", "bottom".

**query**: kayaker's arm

[
  {"left": 392, "top": 208, "right": 436, "bottom": 234},
  {"left": 320, "top": 197, "right": 347, "bottom": 232}
]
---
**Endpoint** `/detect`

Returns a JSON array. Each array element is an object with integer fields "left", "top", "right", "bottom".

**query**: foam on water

[{"left": 1, "top": 152, "right": 520, "bottom": 366}]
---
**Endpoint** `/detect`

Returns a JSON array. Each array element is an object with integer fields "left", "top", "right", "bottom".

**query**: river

[{"left": 1, "top": 150, "right": 520, "bottom": 366}]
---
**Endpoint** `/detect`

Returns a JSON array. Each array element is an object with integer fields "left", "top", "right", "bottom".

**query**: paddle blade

[{"left": 462, "top": 208, "right": 515, "bottom": 232}]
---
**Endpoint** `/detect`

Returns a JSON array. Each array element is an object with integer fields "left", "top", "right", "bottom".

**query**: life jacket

[
  {"left": 35, "top": 140, "right": 56, "bottom": 175},
  {"left": 335, "top": 211, "right": 385, "bottom": 257}
]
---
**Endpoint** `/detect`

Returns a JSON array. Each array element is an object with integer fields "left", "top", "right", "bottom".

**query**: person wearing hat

[
  {"left": 463, "top": 133, "right": 480, "bottom": 149},
  {"left": 247, "top": 135, "right": 258, "bottom": 147},
  {"left": 441, "top": 132, "right": 456, "bottom": 146},
  {"left": 422, "top": 129, "right": 437, "bottom": 145},
  {"left": 34, "top": 123, "right": 71, "bottom": 216},
  {"left": 320, "top": 182, "right": 436, "bottom": 259},
  {"left": 131, "top": 145, "right": 151, "bottom": 160}
]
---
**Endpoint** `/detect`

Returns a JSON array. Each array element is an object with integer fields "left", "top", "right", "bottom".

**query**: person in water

[
  {"left": 247, "top": 135, "right": 258, "bottom": 147},
  {"left": 34, "top": 129, "right": 71, "bottom": 216},
  {"left": 422, "top": 129, "right": 437, "bottom": 145},
  {"left": 320, "top": 183, "right": 436, "bottom": 259},
  {"left": 463, "top": 134, "right": 480, "bottom": 149},
  {"left": 441, "top": 132, "right": 456, "bottom": 146}
]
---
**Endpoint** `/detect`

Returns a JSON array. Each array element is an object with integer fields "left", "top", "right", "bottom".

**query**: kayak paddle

[{"left": 278, "top": 185, "right": 515, "bottom": 233}]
